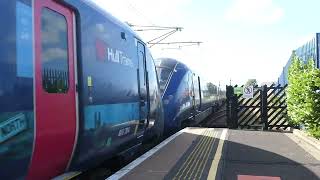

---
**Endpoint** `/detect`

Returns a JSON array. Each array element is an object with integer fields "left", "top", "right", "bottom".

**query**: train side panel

[
  {"left": 0, "top": 1, "right": 34, "bottom": 179},
  {"left": 64, "top": 0, "right": 164, "bottom": 172},
  {"left": 194, "top": 77, "right": 214, "bottom": 124},
  {"left": 0, "top": 0, "right": 164, "bottom": 178},
  {"left": 68, "top": 1, "right": 137, "bottom": 170},
  {"left": 144, "top": 50, "right": 164, "bottom": 140}
]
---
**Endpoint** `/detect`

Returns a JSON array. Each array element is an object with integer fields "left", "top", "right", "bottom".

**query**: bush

[{"left": 287, "top": 55, "right": 320, "bottom": 139}]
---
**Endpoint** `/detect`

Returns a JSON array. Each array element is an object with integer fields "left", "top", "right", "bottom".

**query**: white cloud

[{"left": 225, "top": 0, "right": 284, "bottom": 24}]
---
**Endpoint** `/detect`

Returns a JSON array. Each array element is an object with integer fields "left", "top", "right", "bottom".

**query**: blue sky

[{"left": 91, "top": 0, "right": 320, "bottom": 86}]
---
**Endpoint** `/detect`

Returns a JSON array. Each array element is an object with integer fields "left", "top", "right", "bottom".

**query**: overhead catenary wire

[
  {"left": 148, "top": 41, "right": 202, "bottom": 45},
  {"left": 156, "top": 41, "right": 203, "bottom": 50},
  {"left": 126, "top": 2, "right": 155, "bottom": 26},
  {"left": 119, "top": 3, "right": 197, "bottom": 48},
  {"left": 128, "top": 24, "right": 183, "bottom": 30},
  {"left": 134, "top": 28, "right": 175, "bottom": 31}
]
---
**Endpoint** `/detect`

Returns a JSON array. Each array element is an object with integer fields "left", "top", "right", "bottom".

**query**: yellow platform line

[
  {"left": 173, "top": 129, "right": 212, "bottom": 180},
  {"left": 207, "top": 129, "right": 228, "bottom": 180},
  {"left": 173, "top": 129, "right": 211, "bottom": 179},
  {"left": 194, "top": 131, "right": 218, "bottom": 179},
  {"left": 181, "top": 130, "right": 216, "bottom": 179},
  {"left": 188, "top": 131, "right": 216, "bottom": 179}
]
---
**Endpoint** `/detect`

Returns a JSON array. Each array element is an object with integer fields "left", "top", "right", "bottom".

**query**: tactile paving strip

[{"left": 164, "top": 129, "right": 220, "bottom": 180}]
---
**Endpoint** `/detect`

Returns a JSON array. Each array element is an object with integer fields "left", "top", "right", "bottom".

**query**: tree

[
  {"left": 287, "top": 54, "right": 320, "bottom": 139},
  {"left": 207, "top": 82, "right": 217, "bottom": 95},
  {"left": 245, "top": 79, "right": 257, "bottom": 87}
]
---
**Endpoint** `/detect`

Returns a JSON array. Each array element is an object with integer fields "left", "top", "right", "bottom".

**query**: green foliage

[
  {"left": 245, "top": 79, "right": 257, "bottom": 86},
  {"left": 207, "top": 82, "right": 218, "bottom": 95},
  {"left": 287, "top": 55, "right": 320, "bottom": 139}
]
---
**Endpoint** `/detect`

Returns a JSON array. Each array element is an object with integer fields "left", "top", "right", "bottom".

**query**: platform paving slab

[
  {"left": 120, "top": 128, "right": 212, "bottom": 180},
  {"left": 108, "top": 129, "right": 320, "bottom": 180},
  {"left": 221, "top": 130, "right": 320, "bottom": 180}
]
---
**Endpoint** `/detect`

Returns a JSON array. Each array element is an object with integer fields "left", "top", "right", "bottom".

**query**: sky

[{"left": 91, "top": 0, "right": 320, "bottom": 87}]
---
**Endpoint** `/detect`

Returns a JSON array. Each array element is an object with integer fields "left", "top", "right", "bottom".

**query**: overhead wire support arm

[
  {"left": 127, "top": 23, "right": 183, "bottom": 31},
  {"left": 150, "top": 41, "right": 203, "bottom": 49},
  {"left": 148, "top": 41, "right": 203, "bottom": 45},
  {"left": 134, "top": 28, "right": 174, "bottom": 31},
  {"left": 127, "top": 23, "right": 183, "bottom": 48},
  {"left": 148, "top": 30, "right": 179, "bottom": 48}
]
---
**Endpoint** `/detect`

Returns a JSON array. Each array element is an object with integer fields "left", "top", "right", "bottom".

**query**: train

[
  {"left": 0, "top": 0, "right": 164, "bottom": 179},
  {"left": 0, "top": 0, "right": 223, "bottom": 179},
  {"left": 156, "top": 58, "right": 225, "bottom": 135}
]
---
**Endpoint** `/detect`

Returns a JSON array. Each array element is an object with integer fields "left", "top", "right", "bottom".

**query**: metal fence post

[
  {"left": 261, "top": 85, "right": 268, "bottom": 130},
  {"left": 231, "top": 92, "right": 238, "bottom": 129},
  {"left": 226, "top": 85, "right": 232, "bottom": 128},
  {"left": 226, "top": 85, "right": 238, "bottom": 129}
]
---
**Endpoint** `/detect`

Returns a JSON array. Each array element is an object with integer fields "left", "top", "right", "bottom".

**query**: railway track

[
  {"left": 199, "top": 105, "right": 227, "bottom": 128},
  {"left": 76, "top": 137, "right": 163, "bottom": 180}
]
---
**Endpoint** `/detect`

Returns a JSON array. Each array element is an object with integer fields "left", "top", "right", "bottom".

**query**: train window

[
  {"left": 41, "top": 8, "right": 69, "bottom": 93},
  {"left": 138, "top": 42, "right": 147, "bottom": 87},
  {"left": 0, "top": 1, "right": 34, "bottom": 179}
]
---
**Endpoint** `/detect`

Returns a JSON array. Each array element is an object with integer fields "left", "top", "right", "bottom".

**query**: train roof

[{"left": 80, "top": 0, "right": 143, "bottom": 41}]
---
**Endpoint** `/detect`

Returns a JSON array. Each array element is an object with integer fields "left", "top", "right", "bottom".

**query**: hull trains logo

[{"left": 95, "top": 39, "right": 134, "bottom": 67}]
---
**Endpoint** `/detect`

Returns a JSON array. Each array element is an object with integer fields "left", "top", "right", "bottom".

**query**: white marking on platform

[
  {"left": 106, "top": 128, "right": 198, "bottom": 180},
  {"left": 207, "top": 128, "right": 228, "bottom": 180},
  {"left": 237, "top": 175, "right": 281, "bottom": 180}
]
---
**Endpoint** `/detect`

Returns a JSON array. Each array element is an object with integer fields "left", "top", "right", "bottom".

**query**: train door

[
  {"left": 198, "top": 76, "right": 203, "bottom": 110},
  {"left": 189, "top": 72, "right": 196, "bottom": 117},
  {"left": 193, "top": 74, "right": 201, "bottom": 111},
  {"left": 137, "top": 41, "right": 148, "bottom": 134},
  {"left": 28, "top": 0, "right": 77, "bottom": 179}
]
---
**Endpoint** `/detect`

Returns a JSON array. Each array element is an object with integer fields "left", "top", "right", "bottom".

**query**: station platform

[
  {"left": 106, "top": 128, "right": 320, "bottom": 180},
  {"left": 107, "top": 127, "right": 227, "bottom": 180}
]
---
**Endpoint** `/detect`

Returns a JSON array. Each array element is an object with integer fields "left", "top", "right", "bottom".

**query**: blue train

[
  {"left": 0, "top": 1, "right": 223, "bottom": 179},
  {"left": 156, "top": 58, "right": 224, "bottom": 135},
  {"left": 0, "top": 0, "right": 163, "bottom": 179}
]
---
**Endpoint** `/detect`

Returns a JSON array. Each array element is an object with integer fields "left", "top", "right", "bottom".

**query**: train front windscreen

[{"left": 156, "top": 67, "right": 173, "bottom": 95}]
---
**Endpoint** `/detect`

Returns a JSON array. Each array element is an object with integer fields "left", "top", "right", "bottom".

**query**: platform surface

[
  {"left": 222, "top": 130, "right": 320, "bottom": 180},
  {"left": 107, "top": 128, "right": 320, "bottom": 180}
]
